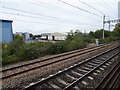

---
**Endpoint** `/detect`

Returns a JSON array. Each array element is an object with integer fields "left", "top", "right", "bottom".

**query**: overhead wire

[
  {"left": 100, "top": 0, "right": 115, "bottom": 10},
  {"left": 25, "top": 0, "right": 61, "bottom": 10},
  {"left": 7, "top": 18, "right": 101, "bottom": 28},
  {"left": 94, "top": 0, "right": 116, "bottom": 20},
  {"left": 0, "top": 17, "right": 101, "bottom": 34},
  {"left": 5, "top": 18, "right": 100, "bottom": 34},
  {"left": 0, "top": 3, "right": 102, "bottom": 24},
  {"left": 77, "top": 0, "right": 114, "bottom": 19},
  {"left": 0, "top": 0, "right": 116, "bottom": 20},
  {"left": 95, "top": 0, "right": 111, "bottom": 10},
  {"left": 24, "top": 0, "right": 101, "bottom": 22},
  {"left": 101, "top": 0, "right": 118, "bottom": 19},
  {"left": 0, "top": 1, "right": 102, "bottom": 27},
  {"left": 0, "top": 5, "right": 85, "bottom": 24},
  {"left": 0, "top": 5, "right": 64, "bottom": 21},
  {"left": 57, "top": 0, "right": 103, "bottom": 18},
  {"left": 1, "top": 11, "right": 100, "bottom": 28},
  {"left": 0, "top": 0, "right": 103, "bottom": 23},
  {"left": 0, "top": 0, "right": 104, "bottom": 31},
  {"left": 95, "top": 0, "right": 115, "bottom": 19}
]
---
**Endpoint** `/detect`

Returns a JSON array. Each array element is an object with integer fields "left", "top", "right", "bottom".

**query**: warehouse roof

[{"left": 48, "top": 32, "right": 67, "bottom": 36}]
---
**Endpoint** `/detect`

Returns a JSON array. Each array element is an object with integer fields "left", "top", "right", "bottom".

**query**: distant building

[
  {"left": 48, "top": 32, "right": 67, "bottom": 41},
  {"left": 0, "top": 20, "right": 13, "bottom": 43},
  {"left": 118, "top": 1, "right": 120, "bottom": 19},
  {"left": 33, "top": 35, "right": 42, "bottom": 40},
  {"left": 15, "top": 32, "right": 30, "bottom": 40},
  {"left": 24, "top": 32, "right": 30, "bottom": 40},
  {"left": 75, "top": 29, "right": 80, "bottom": 33},
  {"left": 41, "top": 33, "right": 51, "bottom": 40},
  {"left": 15, "top": 32, "right": 23, "bottom": 37}
]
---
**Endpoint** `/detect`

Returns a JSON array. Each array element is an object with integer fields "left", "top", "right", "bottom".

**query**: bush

[
  {"left": 45, "top": 42, "right": 65, "bottom": 55},
  {"left": 2, "top": 55, "right": 18, "bottom": 65},
  {"left": 2, "top": 32, "right": 104, "bottom": 65}
]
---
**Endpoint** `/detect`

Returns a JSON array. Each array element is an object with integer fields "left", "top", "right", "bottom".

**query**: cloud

[{"left": 0, "top": 0, "right": 119, "bottom": 34}]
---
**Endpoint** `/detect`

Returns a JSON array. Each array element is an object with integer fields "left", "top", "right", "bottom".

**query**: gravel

[{"left": 2, "top": 42, "right": 118, "bottom": 89}]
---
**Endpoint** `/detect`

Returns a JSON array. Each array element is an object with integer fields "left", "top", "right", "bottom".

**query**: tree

[
  {"left": 94, "top": 29, "right": 103, "bottom": 39},
  {"left": 114, "top": 23, "right": 120, "bottom": 30},
  {"left": 89, "top": 31, "right": 94, "bottom": 36},
  {"left": 30, "top": 33, "right": 33, "bottom": 38},
  {"left": 112, "top": 23, "right": 120, "bottom": 39}
]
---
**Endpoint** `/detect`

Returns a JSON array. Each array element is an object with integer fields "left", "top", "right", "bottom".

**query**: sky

[{"left": 0, "top": 0, "right": 119, "bottom": 35}]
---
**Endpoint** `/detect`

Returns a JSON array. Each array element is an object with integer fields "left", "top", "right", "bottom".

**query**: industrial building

[
  {"left": 118, "top": 1, "right": 120, "bottom": 19},
  {"left": 0, "top": 20, "right": 13, "bottom": 43},
  {"left": 48, "top": 32, "right": 67, "bottom": 41},
  {"left": 15, "top": 32, "right": 30, "bottom": 40}
]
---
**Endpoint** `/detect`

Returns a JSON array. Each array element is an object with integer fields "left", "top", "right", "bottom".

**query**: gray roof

[{"left": 0, "top": 19, "right": 13, "bottom": 22}]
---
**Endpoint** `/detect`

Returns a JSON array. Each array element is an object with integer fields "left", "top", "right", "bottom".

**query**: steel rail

[
  {"left": 95, "top": 61, "right": 120, "bottom": 90},
  {"left": 2, "top": 45, "right": 105, "bottom": 72},
  {"left": 63, "top": 51, "right": 120, "bottom": 90},
  {"left": 1, "top": 44, "right": 110, "bottom": 79},
  {"left": 22, "top": 45, "right": 120, "bottom": 90}
]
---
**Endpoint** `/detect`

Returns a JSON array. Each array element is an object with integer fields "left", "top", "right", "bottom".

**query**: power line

[
  {"left": 0, "top": 1, "right": 80, "bottom": 22},
  {"left": 0, "top": 2, "right": 102, "bottom": 26},
  {"left": 25, "top": 0, "right": 61, "bottom": 10},
  {"left": 0, "top": 5, "right": 85, "bottom": 24},
  {"left": 0, "top": 4, "right": 102, "bottom": 24},
  {"left": 0, "top": 0, "right": 102, "bottom": 28},
  {"left": 32, "top": 0, "right": 114, "bottom": 22},
  {"left": 100, "top": 0, "right": 115, "bottom": 10},
  {"left": 95, "top": 0, "right": 114, "bottom": 17},
  {"left": 93, "top": 0, "right": 116, "bottom": 19},
  {"left": 57, "top": 0, "right": 102, "bottom": 18},
  {"left": 1, "top": 11, "right": 100, "bottom": 28},
  {"left": 24, "top": 0, "right": 101, "bottom": 22},
  {"left": 77, "top": 0, "right": 114, "bottom": 19},
  {"left": 0, "top": 18, "right": 100, "bottom": 34},
  {"left": 7, "top": 18, "right": 101, "bottom": 28},
  {"left": 9, "top": 18, "right": 73, "bottom": 27},
  {"left": 0, "top": 5, "right": 63, "bottom": 21}
]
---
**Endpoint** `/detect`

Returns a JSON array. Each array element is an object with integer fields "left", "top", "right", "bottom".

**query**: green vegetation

[
  {"left": 89, "top": 24, "right": 120, "bottom": 43},
  {"left": 2, "top": 33, "right": 93, "bottom": 65},
  {"left": 2, "top": 24, "right": 120, "bottom": 65}
]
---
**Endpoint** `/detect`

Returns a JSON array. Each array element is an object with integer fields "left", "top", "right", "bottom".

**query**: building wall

[
  {"left": 24, "top": 32, "right": 30, "bottom": 40},
  {"left": 119, "top": 1, "right": 120, "bottom": 19},
  {"left": 15, "top": 32, "right": 23, "bottom": 37},
  {"left": 48, "top": 33, "right": 67, "bottom": 41},
  {"left": 15, "top": 32, "right": 30, "bottom": 40},
  {"left": 1, "top": 20, "right": 13, "bottom": 43}
]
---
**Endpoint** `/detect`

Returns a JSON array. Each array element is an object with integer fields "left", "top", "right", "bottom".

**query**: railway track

[
  {"left": 1, "top": 43, "right": 114, "bottom": 80},
  {"left": 22, "top": 45, "right": 120, "bottom": 90},
  {"left": 95, "top": 58, "right": 120, "bottom": 90}
]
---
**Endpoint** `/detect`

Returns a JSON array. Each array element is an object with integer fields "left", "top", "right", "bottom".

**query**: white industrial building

[
  {"left": 15, "top": 32, "right": 30, "bottom": 40},
  {"left": 15, "top": 32, "right": 23, "bottom": 37},
  {"left": 48, "top": 32, "right": 67, "bottom": 41}
]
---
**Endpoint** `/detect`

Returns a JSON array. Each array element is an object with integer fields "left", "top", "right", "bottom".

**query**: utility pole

[{"left": 103, "top": 15, "right": 105, "bottom": 39}]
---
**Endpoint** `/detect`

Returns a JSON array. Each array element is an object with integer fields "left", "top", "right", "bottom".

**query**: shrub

[{"left": 2, "top": 55, "right": 18, "bottom": 65}]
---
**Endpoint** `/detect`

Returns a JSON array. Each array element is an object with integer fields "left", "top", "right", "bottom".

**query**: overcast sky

[{"left": 0, "top": 0, "right": 119, "bottom": 34}]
